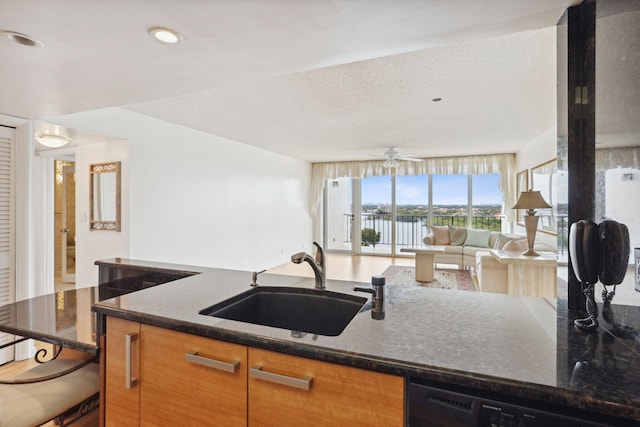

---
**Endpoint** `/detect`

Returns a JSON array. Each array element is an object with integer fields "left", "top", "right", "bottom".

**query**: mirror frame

[
  {"left": 515, "top": 169, "right": 529, "bottom": 226},
  {"left": 530, "top": 158, "right": 557, "bottom": 236},
  {"left": 90, "top": 161, "right": 121, "bottom": 231}
]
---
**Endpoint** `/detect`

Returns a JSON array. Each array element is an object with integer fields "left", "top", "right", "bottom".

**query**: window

[
  {"left": 432, "top": 174, "right": 468, "bottom": 228},
  {"left": 324, "top": 173, "right": 503, "bottom": 255},
  {"left": 471, "top": 174, "right": 502, "bottom": 231}
]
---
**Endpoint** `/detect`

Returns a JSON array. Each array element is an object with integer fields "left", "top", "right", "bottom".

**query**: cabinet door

[
  {"left": 105, "top": 317, "right": 141, "bottom": 427},
  {"left": 248, "top": 348, "right": 404, "bottom": 426},
  {"left": 140, "top": 324, "right": 247, "bottom": 426}
]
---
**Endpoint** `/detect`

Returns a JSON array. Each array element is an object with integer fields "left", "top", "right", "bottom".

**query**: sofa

[
  {"left": 423, "top": 225, "right": 523, "bottom": 269},
  {"left": 423, "top": 225, "right": 555, "bottom": 294}
]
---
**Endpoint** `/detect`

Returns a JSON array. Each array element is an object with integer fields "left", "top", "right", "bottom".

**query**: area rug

[{"left": 381, "top": 265, "right": 476, "bottom": 292}]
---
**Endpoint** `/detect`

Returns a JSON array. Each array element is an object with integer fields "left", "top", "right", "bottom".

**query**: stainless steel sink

[{"left": 199, "top": 286, "right": 367, "bottom": 336}]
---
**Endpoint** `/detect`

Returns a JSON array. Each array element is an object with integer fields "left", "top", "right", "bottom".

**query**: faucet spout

[{"left": 291, "top": 242, "right": 326, "bottom": 290}]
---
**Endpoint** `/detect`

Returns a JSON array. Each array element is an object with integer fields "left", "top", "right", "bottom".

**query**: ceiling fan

[{"left": 375, "top": 147, "right": 423, "bottom": 168}]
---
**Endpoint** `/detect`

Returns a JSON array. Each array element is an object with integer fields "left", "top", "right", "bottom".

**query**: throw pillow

[
  {"left": 430, "top": 225, "right": 451, "bottom": 245},
  {"left": 448, "top": 225, "right": 467, "bottom": 246},
  {"left": 502, "top": 238, "right": 529, "bottom": 252},
  {"left": 464, "top": 229, "right": 491, "bottom": 248},
  {"left": 493, "top": 233, "right": 518, "bottom": 250}
]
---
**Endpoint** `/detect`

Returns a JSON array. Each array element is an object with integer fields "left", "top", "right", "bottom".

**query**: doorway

[{"left": 55, "top": 160, "right": 76, "bottom": 289}]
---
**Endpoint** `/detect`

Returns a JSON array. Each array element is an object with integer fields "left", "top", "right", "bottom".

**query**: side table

[{"left": 490, "top": 250, "right": 557, "bottom": 298}]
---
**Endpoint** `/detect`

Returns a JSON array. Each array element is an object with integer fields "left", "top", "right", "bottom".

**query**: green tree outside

[{"left": 361, "top": 228, "right": 381, "bottom": 247}]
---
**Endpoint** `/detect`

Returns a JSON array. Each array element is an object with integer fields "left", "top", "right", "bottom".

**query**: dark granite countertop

[
  {"left": 92, "top": 265, "right": 640, "bottom": 424},
  {"left": 0, "top": 287, "right": 99, "bottom": 354},
  {"left": 95, "top": 257, "right": 208, "bottom": 275}
]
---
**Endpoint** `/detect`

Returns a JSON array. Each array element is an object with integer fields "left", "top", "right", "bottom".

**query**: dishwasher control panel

[
  {"left": 478, "top": 401, "right": 606, "bottom": 427},
  {"left": 409, "top": 381, "right": 618, "bottom": 427}
]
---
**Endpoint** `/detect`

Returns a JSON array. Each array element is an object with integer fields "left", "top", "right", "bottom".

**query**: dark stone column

[{"left": 566, "top": 0, "right": 596, "bottom": 312}]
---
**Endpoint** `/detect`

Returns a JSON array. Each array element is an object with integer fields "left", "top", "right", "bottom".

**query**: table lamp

[{"left": 513, "top": 190, "right": 551, "bottom": 256}]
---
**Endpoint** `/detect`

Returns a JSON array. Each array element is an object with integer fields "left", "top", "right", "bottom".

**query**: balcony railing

[
  {"left": 340, "top": 213, "right": 569, "bottom": 255},
  {"left": 345, "top": 213, "right": 502, "bottom": 248}
]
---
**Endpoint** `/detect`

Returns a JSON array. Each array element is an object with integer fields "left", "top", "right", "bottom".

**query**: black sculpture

[{"left": 569, "top": 219, "right": 630, "bottom": 331}]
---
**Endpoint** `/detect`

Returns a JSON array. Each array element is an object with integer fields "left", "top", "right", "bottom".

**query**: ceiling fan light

[
  {"left": 35, "top": 134, "right": 70, "bottom": 148},
  {"left": 383, "top": 158, "right": 399, "bottom": 168}
]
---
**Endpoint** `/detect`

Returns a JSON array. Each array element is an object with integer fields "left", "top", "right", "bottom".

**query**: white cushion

[{"left": 0, "top": 359, "right": 99, "bottom": 427}]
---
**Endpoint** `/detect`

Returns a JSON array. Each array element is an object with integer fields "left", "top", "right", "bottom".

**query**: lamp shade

[
  {"left": 512, "top": 190, "right": 551, "bottom": 210},
  {"left": 35, "top": 134, "right": 70, "bottom": 148}
]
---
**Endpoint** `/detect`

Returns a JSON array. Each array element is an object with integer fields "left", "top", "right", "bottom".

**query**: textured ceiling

[
  {"left": 125, "top": 27, "right": 558, "bottom": 162},
  {"left": 0, "top": 0, "right": 579, "bottom": 161}
]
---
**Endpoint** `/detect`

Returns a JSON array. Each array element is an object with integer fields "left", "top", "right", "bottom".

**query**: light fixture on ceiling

[
  {"left": 1, "top": 30, "right": 43, "bottom": 47},
  {"left": 35, "top": 133, "right": 70, "bottom": 148},
  {"left": 148, "top": 27, "right": 183, "bottom": 45},
  {"left": 383, "top": 158, "right": 400, "bottom": 169},
  {"left": 432, "top": 97, "right": 442, "bottom": 102}
]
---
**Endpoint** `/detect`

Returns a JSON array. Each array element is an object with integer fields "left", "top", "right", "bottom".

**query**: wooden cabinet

[
  {"left": 104, "top": 318, "right": 247, "bottom": 426},
  {"left": 104, "top": 317, "right": 404, "bottom": 426},
  {"left": 140, "top": 324, "right": 247, "bottom": 426},
  {"left": 105, "top": 316, "right": 140, "bottom": 426},
  {"left": 248, "top": 348, "right": 404, "bottom": 426}
]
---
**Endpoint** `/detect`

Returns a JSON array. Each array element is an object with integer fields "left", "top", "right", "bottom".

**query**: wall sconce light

[{"left": 35, "top": 133, "right": 70, "bottom": 148}]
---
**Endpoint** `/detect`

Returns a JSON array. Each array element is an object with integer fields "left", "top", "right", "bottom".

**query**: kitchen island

[{"left": 92, "top": 260, "right": 640, "bottom": 425}]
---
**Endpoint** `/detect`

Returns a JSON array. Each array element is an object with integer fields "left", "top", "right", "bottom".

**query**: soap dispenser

[{"left": 354, "top": 275, "right": 385, "bottom": 320}]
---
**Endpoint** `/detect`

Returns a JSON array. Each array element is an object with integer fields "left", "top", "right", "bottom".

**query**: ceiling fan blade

[{"left": 396, "top": 156, "right": 423, "bottom": 162}]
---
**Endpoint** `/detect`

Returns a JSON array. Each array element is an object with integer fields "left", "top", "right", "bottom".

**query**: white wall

[
  {"left": 605, "top": 168, "right": 640, "bottom": 252},
  {"left": 75, "top": 141, "right": 130, "bottom": 286},
  {"left": 51, "top": 108, "right": 313, "bottom": 279},
  {"left": 514, "top": 125, "right": 558, "bottom": 249}
]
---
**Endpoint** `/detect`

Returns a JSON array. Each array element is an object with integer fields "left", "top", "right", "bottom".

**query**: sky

[{"left": 361, "top": 174, "right": 502, "bottom": 205}]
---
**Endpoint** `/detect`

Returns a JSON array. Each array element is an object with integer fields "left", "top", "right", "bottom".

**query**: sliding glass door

[
  {"left": 361, "top": 176, "right": 392, "bottom": 254},
  {"left": 395, "top": 175, "right": 429, "bottom": 251},
  {"left": 324, "top": 177, "right": 353, "bottom": 252}
]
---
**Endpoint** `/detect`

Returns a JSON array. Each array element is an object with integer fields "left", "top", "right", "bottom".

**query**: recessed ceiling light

[
  {"left": 432, "top": 98, "right": 442, "bottom": 102},
  {"left": 2, "top": 30, "right": 43, "bottom": 47},
  {"left": 148, "top": 27, "right": 182, "bottom": 45}
]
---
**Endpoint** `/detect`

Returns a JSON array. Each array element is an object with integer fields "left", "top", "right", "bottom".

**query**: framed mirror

[
  {"left": 515, "top": 169, "right": 528, "bottom": 226},
  {"left": 90, "top": 161, "right": 121, "bottom": 231},
  {"left": 531, "top": 158, "right": 557, "bottom": 235}
]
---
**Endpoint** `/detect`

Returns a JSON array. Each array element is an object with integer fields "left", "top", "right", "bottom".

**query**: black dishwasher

[{"left": 408, "top": 380, "right": 620, "bottom": 427}]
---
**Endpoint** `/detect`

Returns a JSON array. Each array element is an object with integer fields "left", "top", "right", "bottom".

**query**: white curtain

[{"left": 311, "top": 153, "right": 516, "bottom": 221}]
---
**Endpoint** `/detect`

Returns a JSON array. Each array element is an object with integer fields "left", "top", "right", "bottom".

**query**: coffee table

[{"left": 400, "top": 246, "right": 446, "bottom": 282}]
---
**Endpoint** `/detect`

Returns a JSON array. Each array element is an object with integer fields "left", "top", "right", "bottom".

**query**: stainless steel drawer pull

[
  {"left": 185, "top": 351, "right": 239, "bottom": 374},
  {"left": 125, "top": 333, "right": 138, "bottom": 389},
  {"left": 250, "top": 365, "right": 313, "bottom": 391}
]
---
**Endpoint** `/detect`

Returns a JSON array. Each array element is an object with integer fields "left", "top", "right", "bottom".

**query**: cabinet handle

[
  {"left": 185, "top": 351, "right": 240, "bottom": 374},
  {"left": 125, "top": 333, "right": 138, "bottom": 389},
  {"left": 250, "top": 365, "right": 313, "bottom": 391}
]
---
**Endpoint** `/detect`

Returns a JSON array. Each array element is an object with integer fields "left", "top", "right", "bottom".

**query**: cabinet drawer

[
  {"left": 248, "top": 348, "right": 404, "bottom": 426},
  {"left": 140, "top": 325, "right": 247, "bottom": 427}
]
